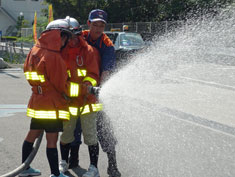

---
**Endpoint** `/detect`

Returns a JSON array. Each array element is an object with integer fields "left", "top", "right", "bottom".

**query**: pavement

[
  {"left": 1, "top": 63, "right": 235, "bottom": 177},
  {"left": 0, "top": 67, "right": 109, "bottom": 177}
]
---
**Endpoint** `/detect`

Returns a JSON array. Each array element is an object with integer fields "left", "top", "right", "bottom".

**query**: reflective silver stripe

[
  {"left": 69, "top": 107, "right": 78, "bottom": 116},
  {"left": 59, "top": 110, "right": 70, "bottom": 120},
  {"left": 77, "top": 69, "right": 87, "bottom": 77},
  {"left": 27, "top": 108, "right": 70, "bottom": 120},
  {"left": 24, "top": 72, "right": 45, "bottom": 82},
  {"left": 83, "top": 77, "right": 97, "bottom": 87},
  {"left": 80, "top": 104, "right": 103, "bottom": 115},
  {"left": 80, "top": 105, "right": 90, "bottom": 115},
  {"left": 91, "top": 104, "right": 103, "bottom": 112},
  {"left": 70, "top": 82, "right": 79, "bottom": 97},
  {"left": 67, "top": 70, "right": 71, "bottom": 78}
]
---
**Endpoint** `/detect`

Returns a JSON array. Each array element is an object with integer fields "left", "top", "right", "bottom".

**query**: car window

[{"left": 120, "top": 33, "right": 144, "bottom": 47}]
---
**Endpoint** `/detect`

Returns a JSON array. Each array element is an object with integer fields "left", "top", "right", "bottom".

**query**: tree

[{"left": 44, "top": 0, "right": 234, "bottom": 23}]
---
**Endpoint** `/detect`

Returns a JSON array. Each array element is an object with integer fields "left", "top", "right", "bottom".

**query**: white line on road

[
  {"left": 180, "top": 76, "right": 235, "bottom": 91},
  {"left": 0, "top": 104, "right": 27, "bottom": 118}
]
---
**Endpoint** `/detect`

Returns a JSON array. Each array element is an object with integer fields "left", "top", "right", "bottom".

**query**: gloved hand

[{"left": 88, "top": 86, "right": 101, "bottom": 96}]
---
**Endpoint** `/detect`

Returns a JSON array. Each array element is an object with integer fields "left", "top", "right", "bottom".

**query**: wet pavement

[{"left": 1, "top": 63, "right": 235, "bottom": 177}]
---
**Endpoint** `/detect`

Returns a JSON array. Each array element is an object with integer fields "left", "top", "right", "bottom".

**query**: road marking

[
  {"left": 180, "top": 76, "right": 235, "bottom": 91},
  {"left": 165, "top": 76, "right": 235, "bottom": 91},
  {"left": 134, "top": 99, "right": 235, "bottom": 137},
  {"left": 0, "top": 104, "right": 27, "bottom": 118}
]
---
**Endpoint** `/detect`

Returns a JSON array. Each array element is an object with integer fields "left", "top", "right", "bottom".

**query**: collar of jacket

[{"left": 36, "top": 30, "right": 62, "bottom": 52}]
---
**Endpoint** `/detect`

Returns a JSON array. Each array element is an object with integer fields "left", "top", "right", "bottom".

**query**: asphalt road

[
  {"left": 99, "top": 62, "right": 235, "bottom": 177},
  {"left": 0, "top": 68, "right": 108, "bottom": 177},
  {"left": 1, "top": 63, "right": 235, "bottom": 177}
]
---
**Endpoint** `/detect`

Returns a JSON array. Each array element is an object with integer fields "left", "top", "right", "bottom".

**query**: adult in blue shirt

[{"left": 69, "top": 9, "right": 121, "bottom": 177}]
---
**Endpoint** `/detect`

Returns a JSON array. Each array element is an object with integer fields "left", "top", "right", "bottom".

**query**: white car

[{"left": 105, "top": 31, "right": 145, "bottom": 61}]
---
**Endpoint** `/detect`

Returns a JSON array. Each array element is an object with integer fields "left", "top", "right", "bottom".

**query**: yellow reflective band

[
  {"left": 77, "top": 69, "right": 87, "bottom": 77},
  {"left": 38, "top": 75, "right": 45, "bottom": 82},
  {"left": 67, "top": 70, "right": 71, "bottom": 78},
  {"left": 70, "top": 82, "right": 79, "bottom": 97},
  {"left": 83, "top": 77, "right": 97, "bottom": 87},
  {"left": 27, "top": 108, "right": 69, "bottom": 120},
  {"left": 80, "top": 105, "right": 90, "bottom": 115},
  {"left": 91, "top": 104, "right": 103, "bottom": 112},
  {"left": 59, "top": 110, "right": 70, "bottom": 120},
  {"left": 24, "top": 72, "right": 45, "bottom": 82},
  {"left": 27, "top": 108, "right": 56, "bottom": 119},
  {"left": 69, "top": 107, "right": 78, "bottom": 116}
]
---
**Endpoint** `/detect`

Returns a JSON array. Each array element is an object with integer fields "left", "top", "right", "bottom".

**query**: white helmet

[
  {"left": 64, "top": 16, "right": 81, "bottom": 34},
  {"left": 45, "top": 19, "right": 73, "bottom": 38},
  {"left": 46, "top": 19, "right": 69, "bottom": 30}
]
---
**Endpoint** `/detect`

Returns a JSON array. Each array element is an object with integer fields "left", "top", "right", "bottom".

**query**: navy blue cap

[{"left": 88, "top": 9, "right": 107, "bottom": 23}]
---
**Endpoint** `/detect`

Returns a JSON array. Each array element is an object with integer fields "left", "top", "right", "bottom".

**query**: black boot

[
  {"left": 60, "top": 142, "right": 70, "bottom": 163},
  {"left": 88, "top": 143, "right": 99, "bottom": 168},
  {"left": 68, "top": 144, "right": 80, "bottom": 169},
  {"left": 107, "top": 150, "right": 121, "bottom": 177}
]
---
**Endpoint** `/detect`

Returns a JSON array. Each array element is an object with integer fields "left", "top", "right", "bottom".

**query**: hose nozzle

[{"left": 88, "top": 86, "right": 101, "bottom": 96}]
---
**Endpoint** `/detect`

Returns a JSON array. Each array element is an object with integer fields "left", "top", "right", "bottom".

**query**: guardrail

[
  {"left": 0, "top": 42, "right": 33, "bottom": 63},
  {"left": 1, "top": 40, "right": 235, "bottom": 65}
]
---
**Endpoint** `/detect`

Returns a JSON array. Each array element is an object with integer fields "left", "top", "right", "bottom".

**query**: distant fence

[
  {"left": 21, "top": 21, "right": 185, "bottom": 40},
  {"left": 21, "top": 27, "right": 44, "bottom": 39},
  {"left": 83, "top": 21, "right": 184, "bottom": 36},
  {"left": 0, "top": 42, "right": 33, "bottom": 63}
]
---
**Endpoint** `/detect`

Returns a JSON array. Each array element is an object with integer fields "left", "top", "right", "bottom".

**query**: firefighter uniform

[
  {"left": 24, "top": 29, "right": 74, "bottom": 131},
  {"left": 21, "top": 24, "right": 77, "bottom": 177},
  {"left": 60, "top": 35, "right": 101, "bottom": 145}
]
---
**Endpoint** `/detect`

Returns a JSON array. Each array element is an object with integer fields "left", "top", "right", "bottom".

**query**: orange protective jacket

[
  {"left": 24, "top": 30, "right": 71, "bottom": 120},
  {"left": 62, "top": 36, "right": 101, "bottom": 116}
]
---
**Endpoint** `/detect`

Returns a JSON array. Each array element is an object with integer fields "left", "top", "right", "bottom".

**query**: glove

[{"left": 88, "top": 86, "right": 101, "bottom": 96}]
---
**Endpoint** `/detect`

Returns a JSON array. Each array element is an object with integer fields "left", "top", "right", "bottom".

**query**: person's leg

[
  {"left": 88, "top": 143, "right": 99, "bottom": 168},
  {"left": 80, "top": 112, "right": 100, "bottom": 177},
  {"left": 96, "top": 112, "right": 121, "bottom": 177},
  {"left": 59, "top": 116, "right": 78, "bottom": 172},
  {"left": 46, "top": 132, "right": 60, "bottom": 176},
  {"left": 19, "top": 129, "right": 42, "bottom": 177},
  {"left": 69, "top": 116, "right": 82, "bottom": 168}
]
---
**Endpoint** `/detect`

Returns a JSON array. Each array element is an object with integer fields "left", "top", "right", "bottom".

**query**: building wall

[
  {"left": 2, "top": 0, "right": 46, "bottom": 22},
  {"left": 0, "top": 0, "right": 46, "bottom": 35},
  {"left": 0, "top": 11, "right": 15, "bottom": 35}
]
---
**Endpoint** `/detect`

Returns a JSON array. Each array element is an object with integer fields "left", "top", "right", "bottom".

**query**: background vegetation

[{"left": 45, "top": 0, "right": 234, "bottom": 24}]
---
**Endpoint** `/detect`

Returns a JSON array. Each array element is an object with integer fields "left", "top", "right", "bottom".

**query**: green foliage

[
  {"left": 16, "top": 35, "right": 34, "bottom": 43},
  {"left": 1, "top": 36, "right": 17, "bottom": 41},
  {"left": 37, "top": 16, "right": 48, "bottom": 29},
  {"left": 2, "top": 53, "right": 23, "bottom": 64},
  {"left": 16, "top": 15, "right": 24, "bottom": 31},
  {"left": 44, "top": 0, "right": 234, "bottom": 23}
]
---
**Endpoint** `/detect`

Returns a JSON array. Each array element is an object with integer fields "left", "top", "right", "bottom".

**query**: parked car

[{"left": 105, "top": 31, "right": 145, "bottom": 62}]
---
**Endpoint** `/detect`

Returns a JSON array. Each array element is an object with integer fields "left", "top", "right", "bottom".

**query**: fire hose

[
  {"left": 1, "top": 86, "right": 100, "bottom": 177},
  {"left": 1, "top": 132, "right": 44, "bottom": 177}
]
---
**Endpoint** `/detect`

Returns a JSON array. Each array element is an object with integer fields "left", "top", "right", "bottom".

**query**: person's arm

[
  {"left": 100, "top": 45, "right": 116, "bottom": 85},
  {"left": 100, "top": 70, "right": 110, "bottom": 85},
  {"left": 83, "top": 46, "right": 101, "bottom": 92}
]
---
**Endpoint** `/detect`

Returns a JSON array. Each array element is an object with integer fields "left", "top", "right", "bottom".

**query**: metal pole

[
  {"left": 136, "top": 22, "right": 138, "bottom": 32},
  {"left": 9, "top": 43, "right": 13, "bottom": 63}
]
